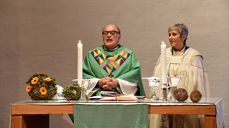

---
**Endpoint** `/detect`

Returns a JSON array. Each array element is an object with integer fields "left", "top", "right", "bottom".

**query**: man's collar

[{"left": 103, "top": 45, "right": 120, "bottom": 51}]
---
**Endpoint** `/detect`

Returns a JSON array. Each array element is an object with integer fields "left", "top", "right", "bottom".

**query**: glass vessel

[
  {"left": 168, "top": 76, "right": 184, "bottom": 101},
  {"left": 143, "top": 77, "right": 160, "bottom": 100}
]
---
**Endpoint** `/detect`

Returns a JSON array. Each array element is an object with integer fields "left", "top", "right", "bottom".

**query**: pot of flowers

[
  {"left": 62, "top": 83, "right": 81, "bottom": 100},
  {"left": 25, "top": 72, "right": 57, "bottom": 100}
]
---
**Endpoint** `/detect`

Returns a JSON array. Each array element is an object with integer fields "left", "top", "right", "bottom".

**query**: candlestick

[
  {"left": 77, "top": 40, "right": 83, "bottom": 86},
  {"left": 161, "top": 41, "right": 167, "bottom": 87}
]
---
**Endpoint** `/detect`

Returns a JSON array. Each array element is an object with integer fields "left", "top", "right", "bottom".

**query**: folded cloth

[
  {"left": 216, "top": 98, "right": 224, "bottom": 128},
  {"left": 74, "top": 104, "right": 148, "bottom": 128},
  {"left": 52, "top": 85, "right": 66, "bottom": 100}
]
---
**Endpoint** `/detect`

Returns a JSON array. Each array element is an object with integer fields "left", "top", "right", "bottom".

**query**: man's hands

[{"left": 98, "top": 77, "right": 119, "bottom": 90}]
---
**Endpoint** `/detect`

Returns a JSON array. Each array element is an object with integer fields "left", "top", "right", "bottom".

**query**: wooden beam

[
  {"left": 148, "top": 105, "right": 216, "bottom": 115},
  {"left": 11, "top": 104, "right": 74, "bottom": 115},
  {"left": 11, "top": 115, "right": 24, "bottom": 128},
  {"left": 205, "top": 116, "right": 216, "bottom": 128}
]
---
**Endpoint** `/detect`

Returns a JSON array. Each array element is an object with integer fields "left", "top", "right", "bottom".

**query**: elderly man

[{"left": 83, "top": 24, "right": 145, "bottom": 97}]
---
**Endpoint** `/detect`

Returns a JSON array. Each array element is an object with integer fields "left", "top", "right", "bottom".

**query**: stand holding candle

[
  {"left": 161, "top": 41, "right": 168, "bottom": 101},
  {"left": 72, "top": 79, "right": 88, "bottom": 101},
  {"left": 168, "top": 77, "right": 181, "bottom": 102},
  {"left": 79, "top": 81, "right": 87, "bottom": 101}
]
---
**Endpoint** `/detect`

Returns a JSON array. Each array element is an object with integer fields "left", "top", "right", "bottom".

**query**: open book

[{"left": 99, "top": 95, "right": 137, "bottom": 101}]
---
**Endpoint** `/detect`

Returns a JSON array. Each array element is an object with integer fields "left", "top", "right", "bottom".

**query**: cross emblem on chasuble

[{"left": 91, "top": 49, "right": 130, "bottom": 75}]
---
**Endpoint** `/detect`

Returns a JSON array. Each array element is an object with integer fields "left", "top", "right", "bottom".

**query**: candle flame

[
  {"left": 161, "top": 41, "right": 165, "bottom": 45},
  {"left": 77, "top": 40, "right": 83, "bottom": 46}
]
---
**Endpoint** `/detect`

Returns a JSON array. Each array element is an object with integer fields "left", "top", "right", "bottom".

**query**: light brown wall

[{"left": 1, "top": 0, "right": 229, "bottom": 127}]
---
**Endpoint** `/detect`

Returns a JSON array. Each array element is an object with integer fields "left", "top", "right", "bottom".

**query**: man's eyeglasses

[{"left": 102, "top": 31, "right": 120, "bottom": 36}]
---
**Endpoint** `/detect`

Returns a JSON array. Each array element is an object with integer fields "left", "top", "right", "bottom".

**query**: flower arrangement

[
  {"left": 62, "top": 83, "right": 81, "bottom": 100},
  {"left": 26, "top": 72, "right": 57, "bottom": 100}
]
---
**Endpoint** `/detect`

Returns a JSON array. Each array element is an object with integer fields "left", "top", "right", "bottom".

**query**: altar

[{"left": 11, "top": 98, "right": 222, "bottom": 128}]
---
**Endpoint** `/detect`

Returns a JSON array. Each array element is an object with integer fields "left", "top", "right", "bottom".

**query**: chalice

[{"left": 142, "top": 77, "right": 160, "bottom": 100}]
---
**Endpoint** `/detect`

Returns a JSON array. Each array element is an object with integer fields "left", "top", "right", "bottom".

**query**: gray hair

[
  {"left": 168, "top": 23, "right": 188, "bottom": 44},
  {"left": 102, "top": 24, "right": 121, "bottom": 35}
]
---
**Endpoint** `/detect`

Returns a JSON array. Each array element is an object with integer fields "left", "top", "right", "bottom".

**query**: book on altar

[
  {"left": 99, "top": 95, "right": 137, "bottom": 101},
  {"left": 116, "top": 95, "right": 137, "bottom": 101}
]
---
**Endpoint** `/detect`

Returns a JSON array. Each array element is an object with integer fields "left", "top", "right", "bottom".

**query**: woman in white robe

[{"left": 151, "top": 23, "right": 210, "bottom": 128}]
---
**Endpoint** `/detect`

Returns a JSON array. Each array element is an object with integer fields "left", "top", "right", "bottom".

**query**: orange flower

[
  {"left": 26, "top": 85, "right": 32, "bottom": 92},
  {"left": 31, "top": 77, "right": 39, "bottom": 85},
  {"left": 44, "top": 77, "right": 52, "bottom": 82},
  {"left": 39, "top": 87, "right": 47, "bottom": 95}
]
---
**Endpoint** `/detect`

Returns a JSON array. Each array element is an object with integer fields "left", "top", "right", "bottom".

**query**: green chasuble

[{"left": 83, "top": 45, "right": 145, "bottom": 96}]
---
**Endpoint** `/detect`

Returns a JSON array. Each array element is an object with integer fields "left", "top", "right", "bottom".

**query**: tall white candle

[
  {"left": 77, "top": 40, "right": 83, "bottom": 86},
  {"left": 161, "top": 41, "right": 167, "bottom": 86}
]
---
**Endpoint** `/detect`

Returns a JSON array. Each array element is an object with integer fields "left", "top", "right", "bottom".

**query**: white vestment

[{"left": 151, "top": 47, "right": 210, "bottom": 128}]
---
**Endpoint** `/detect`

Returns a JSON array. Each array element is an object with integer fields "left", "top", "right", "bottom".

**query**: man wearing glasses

[{"left": 83, "top": 24, "right": 145, "bottom": 97}]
